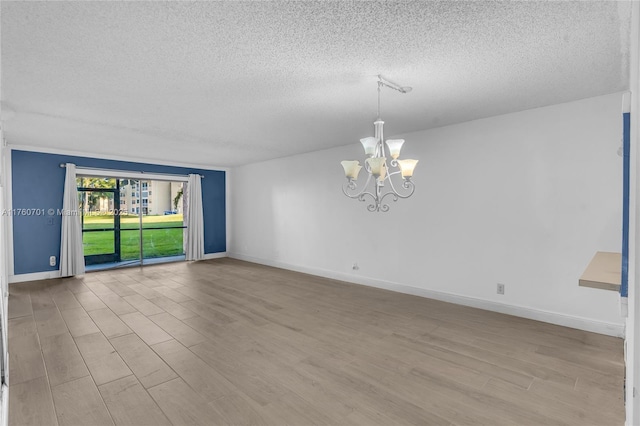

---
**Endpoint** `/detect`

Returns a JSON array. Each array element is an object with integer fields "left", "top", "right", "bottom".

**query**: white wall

[{"left": 231, "top": 93, "right": 625, "bottom": 335}]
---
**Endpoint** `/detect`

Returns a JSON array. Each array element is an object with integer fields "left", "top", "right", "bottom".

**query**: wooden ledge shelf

[{"left": 579, "top": 251, "right": 621, "bottom": 292}]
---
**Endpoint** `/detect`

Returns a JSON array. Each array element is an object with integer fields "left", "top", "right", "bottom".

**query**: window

[{"left": 78, "top": 176, "right": 186, "bottom": 269}]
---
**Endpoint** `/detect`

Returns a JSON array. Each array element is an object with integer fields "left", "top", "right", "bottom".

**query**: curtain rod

[{"left": 59, "top": 163, "right": 204, "bottom": 179}]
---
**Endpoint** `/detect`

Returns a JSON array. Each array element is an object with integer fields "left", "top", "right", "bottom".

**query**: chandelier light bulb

[
  {"left": 360, "top": 137, "right": 378, "bottom": 157},
  {"left": 385, "top": 139, "right": 404, "bottom": 160},
  {"left": 366, "top": 157, "right": 387, "bottom": 178},
  {"left": 341, "top": 160, "right": 362, "bottom": 180},
  {"left": 378, "top": 163, "right": 387, "bottom": 182},
  {"left": 397, "top": 159, "right": 419, "bottom": 178}
]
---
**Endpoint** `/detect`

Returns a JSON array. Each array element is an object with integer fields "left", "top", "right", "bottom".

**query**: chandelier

[{"left": 341, "top": 75, "right": 418, "bottom": 212}]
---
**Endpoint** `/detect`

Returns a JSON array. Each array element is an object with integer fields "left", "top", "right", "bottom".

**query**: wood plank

[
  {"left": 189, "top": 340, "right": 289, "bottom": 407},
  {"left": 123, "top": 294, "right": 164, "bottom": 316},
  {"left": 153, "top": 286, "right": 192, "bottom": 303},
  {"left": 109, "top": 333, "right": 177, "bottom": 389},
  {"left": 151, "top": 339, "right": 236, "bottom": 402},
  {"left": 147, "top": 378, "right": 226, "bottom": 425},
  {"left": 296, "top": 356, "right": 454, "bottom": 425},
  {"left": 534, "top": 343, "right": 622, "bottom": 376},
  {"left": 34, "top": 307, "right": 69, "bottom": 338},
  {"left": 102, "top": 281, "right": 137, "bottom": 297},
  {"left": 84, "top": 281, "right": 115, "bottom": 296},
  {"left": 180, "top": 300, "right": 236, "bottom": 325},
  {"left": 65, "top": 279, "right": 91, "bottom": 294},
  {"left": 74, "top": 332, "right": 133, "bottom": 386},
  {"left": 75, "top": 291, "right": 108, "bottom": 311},
  {"left": 9, "top": 376, "right": 58, "bottom": 426},
  {"left": 177, "top": 285, "right": 270, "bottom": 327},
  {"left": 98, "top": 375, "right": 172, "bottom": 426},
  {"left": 147, "top": 312, "right": 207, "bottom": 347},
  {"left": 148, "top": 295, "right": 198, "bottom": 320},
  {"left": 529, "top": 378, "right": 622, "bottom": 423},
  {"left": 382, "top": 332, "right": 540, "bottom": 389},
  {"left": 8, "top": 315, "right": 37, "bottom": 340},
  {"left": 8, "top": 333, "right": 47, "bottom": 385},
  {"left": 8, "top": 292, "right": 32, "bottom": 319},
  {"left": 207, "top": 395, "right": 266, "bottom": 426},
  {"left": 52, "top": 376, "right": 114, "bottom": 426},
  {"left": 260, "top": 391, "right": 340, "bottom": 425},
  {"left": 50, "top": 289, "right": 82, "bottom": 311},
  {"left": 29, "top": 290, "right": 56, "bottom": 312},
  {"left": 482, "top": 378, "right": 597, "bottom": 425},
  {"left": 96, "top": 293, "right": 137, "bottom": 315},
  {"left": 88, "top": 308, "right": 132, "bottom": 339},
  {"left": 127, "top": 283, "right": 161, "bottom": 299},
  {"left": 579, "top": 251, "right": 622, "bottom": 291},
  {"left": 40, "top": 333, "right": 90, "bottom": 387},
  {"left": 60, "top": 307, "right": 100, "bottom": 337},
  {"left": 154, "top": 278, "right": 184, "bottom": 289},
  {"left": 136, "top": 279, "right": 165, "bottom": 289},
  {"left": 119, "top": 312, "right": 172, "bottom": 346}
]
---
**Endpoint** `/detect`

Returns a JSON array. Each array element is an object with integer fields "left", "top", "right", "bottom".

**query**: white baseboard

[
  {"left": 9, "top": 253, "right": 227, "bottom": 281},
  {"left": 202, "top": 252, "right": 227, "bottom": 260},
  {"left": 9, "top": 270, "right": 59, "bottom": 284},
  {"left": 229, "top": 252, "right": 625, "bottom": 338}
]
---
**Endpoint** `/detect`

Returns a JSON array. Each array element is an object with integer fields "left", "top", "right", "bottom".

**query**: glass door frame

[
  {"left": 78, "top": 179, "right": 122, "bottom": 266},
  {"left": 77, "top": 168, "right": 189, "bottom": 269}
]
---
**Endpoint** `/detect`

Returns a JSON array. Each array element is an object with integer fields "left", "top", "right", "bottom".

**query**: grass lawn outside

[{"left": 82, "top": 214, "right": 184, "bottom": 259}]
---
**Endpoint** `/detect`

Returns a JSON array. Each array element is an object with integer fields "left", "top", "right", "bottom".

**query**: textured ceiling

[{"left": 0, "top": 1, "right": 632, "bottom": 168}]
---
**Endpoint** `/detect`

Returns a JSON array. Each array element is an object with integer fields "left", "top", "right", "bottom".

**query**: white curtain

[
  {"left": 185, "top": 174, "right": 204, "bottom": 261},
  {"left": 59, "top": 163, "right": 85, "bottom": 277}
]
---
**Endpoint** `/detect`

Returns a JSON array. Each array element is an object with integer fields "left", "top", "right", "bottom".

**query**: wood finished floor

[{"left": 8, "top": 258, "right": 624, "bottom": 425}]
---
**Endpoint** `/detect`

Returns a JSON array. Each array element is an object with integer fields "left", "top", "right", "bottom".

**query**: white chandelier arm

[
  {"left": 342, "top": 173, "right": 373, "bottom": 199},
  {"left": 342, "top": 180, "right": 381, "bottom": 212},
  {"left": 385, "top": 168, "right": 402, "bottom": 178},
  {"left": 377, "top": 190, "right": 399, "bottom": 212},
  {"left": 385, "top": 175, "right": 416, "bottom": 199},
  {"left": 360, "top": 191, "right": 383, "bottom": 212}
]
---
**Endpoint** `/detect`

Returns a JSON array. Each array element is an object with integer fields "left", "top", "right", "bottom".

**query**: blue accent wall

[
  {"left": 11, "top": 150, "right": 226, "bottom": 275},
  {"left": 622, "top": 112, "right": 630, "bottom": 298}
]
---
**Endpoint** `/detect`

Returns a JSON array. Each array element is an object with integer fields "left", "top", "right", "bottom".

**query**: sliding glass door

[
  {"left": 119, "top": 179, "right": 142, "bottom": 266},
  {"left": 141, "top": 180, "right": 185, "bottom": 260},
  {"left": 78, "top": 177, "right": 121, "bottom": 265},
  {"left": 78, "top": 175, "right": 185, "bottom": 269}
]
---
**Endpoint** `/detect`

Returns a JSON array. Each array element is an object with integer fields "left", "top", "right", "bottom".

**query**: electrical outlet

[
  {"left": 497, "top": 283, "right": 505, "bottom": 295},
  {"left": 352, "top": 262, "right": 359, "bottom": 271},
  {"left": 49, "top": 256, "right": 56, "bottom": 267}
]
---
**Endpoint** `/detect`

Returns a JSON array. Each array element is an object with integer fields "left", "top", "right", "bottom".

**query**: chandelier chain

[{"left": 377, "top": 80, "right": 382, "bottom": 119}]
